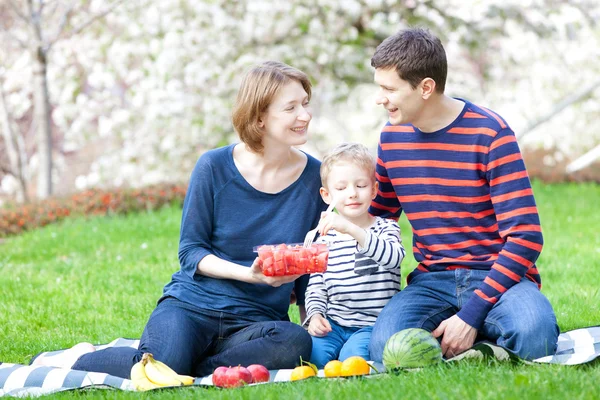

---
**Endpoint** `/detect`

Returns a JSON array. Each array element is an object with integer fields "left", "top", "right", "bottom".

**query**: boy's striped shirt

[
  {"left": 305, "top": 216, "right": 405, "bottom": 328},
  {"left": 369, "top": 100, "right": 543, "bottom": 330}
]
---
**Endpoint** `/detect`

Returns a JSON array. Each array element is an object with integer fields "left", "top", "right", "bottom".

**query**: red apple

[
  {"left": 224, "top": 366, "right": 253, "bottom": 388},
  {"left": 212, "top": 366, "right": 229, "bottom": 387},
  {"left": 247, "top": 364, "right": 270, "bottom": 383}
]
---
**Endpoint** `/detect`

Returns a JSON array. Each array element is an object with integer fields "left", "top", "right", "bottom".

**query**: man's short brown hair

[
  {"left": 371, "top": 27, "right": 447, "bottom": 94},
  {"left": 232, "top": 61, "right": 312, "bottom": 154}
]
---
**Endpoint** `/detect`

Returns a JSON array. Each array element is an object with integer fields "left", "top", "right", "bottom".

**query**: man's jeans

[
  {"left": 73, "top": 297, "right": 312, "bottom": 378},
  {"left": 310, "top": 318, "right": 373, "bottom": 368},
  {"left": 369, "top": 270, "right": 559, "bottom": 361}
]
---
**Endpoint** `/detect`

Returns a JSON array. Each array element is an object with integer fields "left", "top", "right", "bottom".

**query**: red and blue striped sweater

[{"left": 369, "top": 100, "right": 543, "bottom": 330}]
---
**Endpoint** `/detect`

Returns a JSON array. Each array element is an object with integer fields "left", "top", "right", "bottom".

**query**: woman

[{"left": 34, "top": 61, "right": 326, "bottom": 378}]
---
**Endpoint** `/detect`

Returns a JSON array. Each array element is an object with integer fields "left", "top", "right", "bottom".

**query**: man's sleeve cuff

[{"left": 457, "top": 294, "right": 495, "bottom": 330}]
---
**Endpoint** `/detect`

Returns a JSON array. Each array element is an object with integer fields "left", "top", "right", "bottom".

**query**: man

[{"left": 368, "top": 27, "right": 559, "bottom": 361}]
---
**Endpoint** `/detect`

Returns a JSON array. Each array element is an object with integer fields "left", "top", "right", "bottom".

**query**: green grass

[{"left": 1, "top": 182, "right": 599, "bottom": 399}]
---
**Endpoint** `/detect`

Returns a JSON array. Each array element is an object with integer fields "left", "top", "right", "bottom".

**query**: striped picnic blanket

[{"left": 1, "top": 326, "right": 598, "bottom": 397}]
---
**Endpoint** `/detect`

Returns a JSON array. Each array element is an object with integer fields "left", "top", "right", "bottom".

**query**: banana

[
  {"left": 142, "top": 353, "right": 195, "bottom": 387},
  {"left": 130, "top": 360, "right": 161, "bottom": 391}
]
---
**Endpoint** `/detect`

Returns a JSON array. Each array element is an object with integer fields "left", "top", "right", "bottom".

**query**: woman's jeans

[
  {"left": 73, "top": 297, "right": 312, "bottom": 378},
  {"left": 369, "top": 270, "right": 559, "bottom": 361},
  {"left": 309, "top": 318, "right": 373, "bottom": 368}
]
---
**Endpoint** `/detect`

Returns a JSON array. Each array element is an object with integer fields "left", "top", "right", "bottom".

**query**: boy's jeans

[
  {"left": 73, "top": 297, "right": 312, "bottom": 378},
  {"left": 369, "top": 270, "right": 559, "bottom": 361},
  {"left": 310, "top": 318, "right": 373, "bottom": 368}
]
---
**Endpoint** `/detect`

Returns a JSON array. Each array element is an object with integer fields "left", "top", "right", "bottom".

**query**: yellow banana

[
  {"left": 142, "top": 353, "right": 195, "bottom": 386},
  {"left": 130, "top": 360, "right": 161, "bottom": 391}
]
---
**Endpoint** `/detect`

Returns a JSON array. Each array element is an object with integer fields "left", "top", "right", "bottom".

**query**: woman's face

[{"left": 259, "top": 80, "right": 312, "bottom": 150}]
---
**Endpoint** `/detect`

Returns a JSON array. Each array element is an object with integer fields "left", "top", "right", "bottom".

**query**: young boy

[{"left": 304, "top": 143, "right": 405, "bottom": 368}]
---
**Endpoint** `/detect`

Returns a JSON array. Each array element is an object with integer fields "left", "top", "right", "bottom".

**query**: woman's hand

[
  {"left": 197, "top": 255, "right": 302, "bottom": 285},
  {"left": 307, "top": 314, "right": 332, "bottom": 337},
  {"left": 249, "top": 258, "right": 302, "bottom": 287}
]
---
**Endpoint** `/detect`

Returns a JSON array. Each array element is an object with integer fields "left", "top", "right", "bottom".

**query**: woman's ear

[{"left": 257, "top": 117, "right": 265, "bottom": 128}]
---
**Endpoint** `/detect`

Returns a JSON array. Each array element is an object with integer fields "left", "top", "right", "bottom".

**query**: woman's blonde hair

[
  {"left": 232, "top": 61, "right": 312, "bottom": 154},
  {"left": 320, "top": 143, "right": 376, "bottom": 187}
]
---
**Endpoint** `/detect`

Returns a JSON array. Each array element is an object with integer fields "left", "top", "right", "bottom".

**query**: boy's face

[
  {"left": 374, "top": 67, "right": 424, "bottom": 126},
  {"left": 321, "top": 162, "right": 378, "bottom": 222}
]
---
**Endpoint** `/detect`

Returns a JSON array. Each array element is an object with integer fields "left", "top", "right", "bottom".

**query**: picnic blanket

[{"left": 1, "top": 326, "right": 598, "bottom": 398}]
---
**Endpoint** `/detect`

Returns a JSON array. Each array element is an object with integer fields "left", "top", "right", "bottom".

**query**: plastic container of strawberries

[{"left": 253, "top": 243, "right": 329, "bottom": 276}]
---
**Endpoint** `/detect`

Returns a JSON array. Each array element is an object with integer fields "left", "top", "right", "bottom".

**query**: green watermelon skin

[{"left": 382, "top": 328, "right": 443, "bottom": 370}]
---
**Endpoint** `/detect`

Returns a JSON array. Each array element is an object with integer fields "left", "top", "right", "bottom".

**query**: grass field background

[{"left": 1, "top": 181, "right": 599, "bottom": 398}]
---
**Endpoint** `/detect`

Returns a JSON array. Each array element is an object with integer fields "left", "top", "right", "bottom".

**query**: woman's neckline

[{"left": 227, "top": 143, "right": 310, "bottom": 195}]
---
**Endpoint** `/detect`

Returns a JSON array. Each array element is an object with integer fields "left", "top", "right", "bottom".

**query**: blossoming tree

[{"left": 0, "top": 0, "right": 598, "bottom": 202}]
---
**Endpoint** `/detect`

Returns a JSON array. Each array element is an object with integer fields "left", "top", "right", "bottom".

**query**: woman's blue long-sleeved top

[{"left": 162, "top": 144, "right": 326, "bottom": 321}]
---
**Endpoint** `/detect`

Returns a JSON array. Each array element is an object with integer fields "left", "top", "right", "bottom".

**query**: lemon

[
  {"left": 323, "top": 360, "right": 343, "bottom": 378},
  {"left": 290, "top": 365, "right": 316, "bottom": 381},
  {"left": 340, "top": 356, "right": 371, "bottom": 377}
]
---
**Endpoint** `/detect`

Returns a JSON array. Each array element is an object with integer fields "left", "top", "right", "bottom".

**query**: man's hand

[
  {"left": 307, "top": 314, "right": 332, "bottom": 337},
  {"left": 432, "top": 315, "right": 478, "bottom": 358}
]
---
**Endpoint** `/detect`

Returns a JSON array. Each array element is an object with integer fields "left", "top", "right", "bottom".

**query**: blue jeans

[
  {"left": 72, "top": 297, "right": 312, "bottom": 378},
  {"left": 310, "top": 318, "right": 373, "bottom": 368},
  {"left": 369, "top": 270, "right": 559, "bottom": 361}
]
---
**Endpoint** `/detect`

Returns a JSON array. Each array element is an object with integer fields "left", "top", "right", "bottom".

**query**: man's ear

[
  {"left": 371, "top": 181, "right": 379, "bottom": 199},
  {"left": 420, "top": 77, "right": 436, "bottom": 99},
  {"left": 320, "top": 187, "right": 332, "bottom": 204}
]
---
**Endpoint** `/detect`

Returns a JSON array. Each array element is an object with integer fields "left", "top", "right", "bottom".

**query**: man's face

[{"left": 374, "top": 67, "right": 423, "bottom": 126}]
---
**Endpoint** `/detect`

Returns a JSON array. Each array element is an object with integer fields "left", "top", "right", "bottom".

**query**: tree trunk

[
  {"left": 0, "top": 83, "right": 29, "bottom": 203},
  {"left": 517, "top": 78, "right": 600, "bottom": 140},
  {"left": 566, "top": 144, "right": 600, "bottom": 174},
  {"left": 32, "top": 45, "right": 53, "bottom": 199}
]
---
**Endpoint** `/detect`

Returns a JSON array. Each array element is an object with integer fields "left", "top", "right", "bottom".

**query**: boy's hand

[
  {"left": 308, "top": 314, "right": 332, "bottom": 337},
  {"left": 318, "top": 211, "right": 352, "bottom": 236}
]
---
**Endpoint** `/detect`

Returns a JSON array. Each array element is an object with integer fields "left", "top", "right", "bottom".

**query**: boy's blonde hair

[
  {"left": 320, "top": 143, "right": 376, "bottom": 187},
  {"left": 232, "top": 61, "right": 312, "bottom": 154}
]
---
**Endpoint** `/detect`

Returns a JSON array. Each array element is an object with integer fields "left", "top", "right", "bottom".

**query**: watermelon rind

[{"left": 382, "top": 328, "right": 443, "bottom": 371}]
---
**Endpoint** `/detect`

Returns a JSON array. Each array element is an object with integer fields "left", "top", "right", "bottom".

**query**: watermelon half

[{"left": 382, "top": 328, "right": 443, "bottom": 370}]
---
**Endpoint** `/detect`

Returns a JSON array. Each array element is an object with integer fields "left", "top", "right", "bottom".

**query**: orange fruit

[
  {"left": 323, "top": 360, "right": 343, "bottom": 378},
  {"left": 340, "top": 356, "right": 371, "bottom": 377},
  {"left": 290, "top": 365, "right": 316, "bottom": 381}
]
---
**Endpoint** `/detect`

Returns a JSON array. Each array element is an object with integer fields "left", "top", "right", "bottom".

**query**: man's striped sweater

[{"left": 369, "top": 99, "right": 544, "bottom": 330}]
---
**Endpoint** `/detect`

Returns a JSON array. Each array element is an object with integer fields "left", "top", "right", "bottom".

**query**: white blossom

[{"left": 0, "top": 0, "right": 598, "bottom": 198}]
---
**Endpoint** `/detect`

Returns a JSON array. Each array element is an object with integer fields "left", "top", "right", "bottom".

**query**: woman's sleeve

[{"left": 178, "top": 155, "right": 215, "bottom": 277}]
